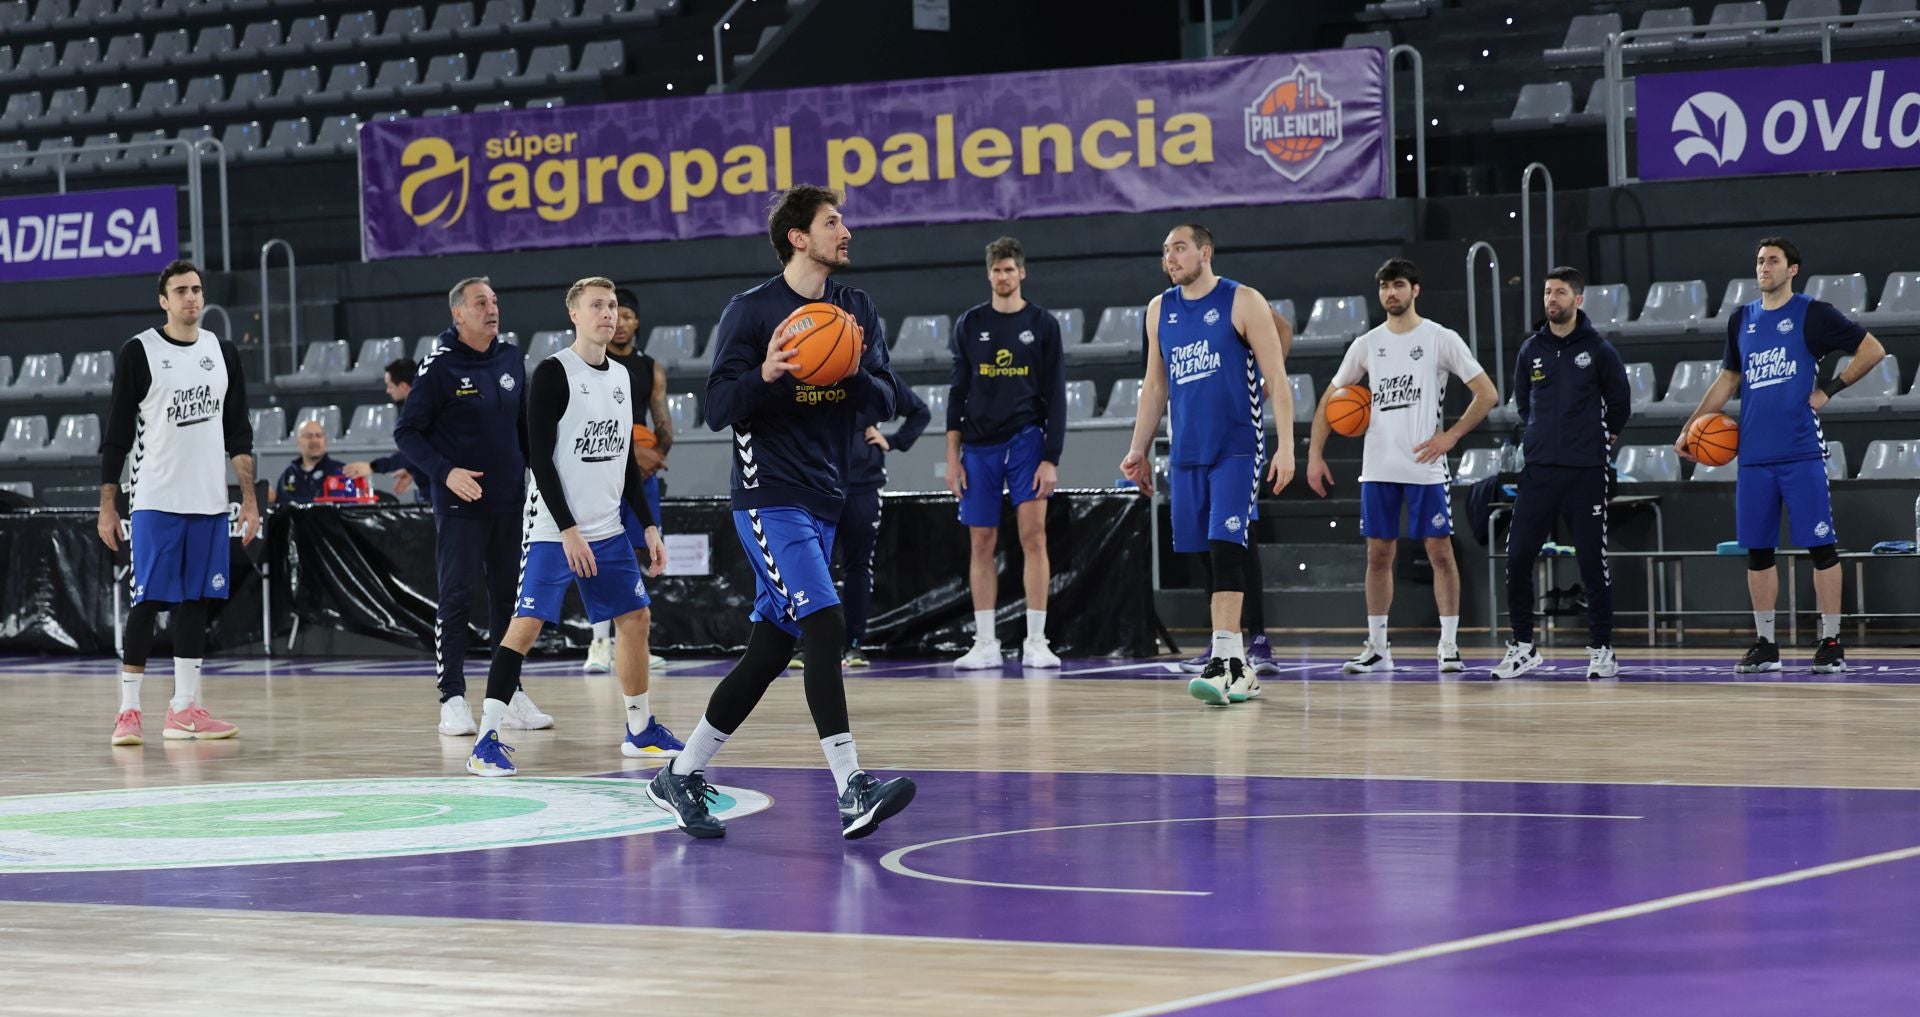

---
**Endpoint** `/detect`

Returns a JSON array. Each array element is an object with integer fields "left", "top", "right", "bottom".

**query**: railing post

[
  {"left": 1387, "top": 44, "right": 1427, "bottom": 199},
  {"left": 260, "top": 239, "right": 297, "bottom": 381},
  {"left": 712, "top": 0, "right": 752, "bottom": 92},
  {"left": 1520, "top": 162, "right": 1554, "bottom": 314},
  {"left": 1466, "top": 241, "right": 1506, "bottom": 394}
]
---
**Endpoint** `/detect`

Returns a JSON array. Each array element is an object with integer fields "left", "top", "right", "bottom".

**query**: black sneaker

[
  {"left": 1811, "top": 636, "right": 1847, "bottom": 674},
  {"left": 838, "top": 770, "right": 916, "bottom": 840},
  {"left": 1734, "top": 638, "right": 1782, "bottom": 674},
  {"left": 647, "top": 765, "right": 726, "bottom": 839}
]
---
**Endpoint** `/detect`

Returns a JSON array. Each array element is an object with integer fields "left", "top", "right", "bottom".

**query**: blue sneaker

[
  {"left": 465, "top": 731, "right": 517, "bottom": 777},
  {"left": 1167, "top": 649, "right": 1211, "bottom": 674},
  {"left": 621, "top": 716, "right": 685, "bottom": 758},
  {"left": 1247, "top": 634, "right": 1282, "bottom": 676}
]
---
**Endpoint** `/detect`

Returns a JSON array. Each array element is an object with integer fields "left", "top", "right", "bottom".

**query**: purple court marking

[
  {"left": 12, "top": 653, "right": 1920, "bottom": 684},
  {"left": 4, "top": 769, "right": 1920, "bottom": 1016}
]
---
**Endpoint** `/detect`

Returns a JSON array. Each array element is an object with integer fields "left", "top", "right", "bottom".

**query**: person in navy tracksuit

[
  {"left": 394, "top": 277, "right": 545, "bottom": 736},
  {"left": 1495, "top": 267, "right": 1631, "bottom": 682},
  {"left": 837, "top": 381, "right": 931, "bottom": 666},
  {"left": 646, "top": 186, "right": 917, "bottom": 843}
]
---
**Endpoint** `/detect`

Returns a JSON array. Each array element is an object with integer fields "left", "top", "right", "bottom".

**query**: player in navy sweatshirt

[
  {"left": 946, "top": 236, "right": 1068, "bottom": 671},
  {"left": 393, "top": 277, "right": 544, "bottom": 737},
  {"left": 647, "top": 186, "right": 915, "bottom": 843},
  {"left": 1494, "top": 267, "right": 1631, "bottom": 682}
]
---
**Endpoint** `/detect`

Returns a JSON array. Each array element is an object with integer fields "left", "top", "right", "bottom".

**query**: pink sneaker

[
  {"left": 163, "top": 704, "right": 238, "bottom": 740},
  {"left": 111, "top": 709, "right": 143, "bottom": 746}
]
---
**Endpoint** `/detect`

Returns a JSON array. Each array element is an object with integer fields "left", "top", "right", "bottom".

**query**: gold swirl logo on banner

[{"left": 398, "top": 138, "right": 471, "bottom": 228}]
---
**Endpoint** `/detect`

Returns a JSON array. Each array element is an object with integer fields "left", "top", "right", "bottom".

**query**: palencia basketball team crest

[
  {"left": 0, "top": 778, "right": 771, "bottom": 873},
  {"left": 1244, "top": 64, "right": 1345, "bottom": 182}
]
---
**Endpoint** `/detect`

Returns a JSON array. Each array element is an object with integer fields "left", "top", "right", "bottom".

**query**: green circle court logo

[{"left": 0, "top": 777, "right": 770, "bottom": 873}]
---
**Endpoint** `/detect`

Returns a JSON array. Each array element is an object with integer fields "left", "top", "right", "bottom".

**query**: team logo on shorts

[
  {"left": 1225, "top": 516, "right": 1242, "bottom": 532},
  {"left": 1203, "top": 308, "right": 1220, "bottom": 326},
  {"left": 793, "top": 590, "right": 810, "bottom": 606},
  {"left": 211, "top": 573, "right": 226, "bottom": 591},
  {"left": 199, "top": 356, "right": 215, "bottom": 371},
  {"left": 500, "top": 372, "right": 516, "bottom": 391},
  {"left": 1431, "top": 512, "right": 1446, "bottom": 528},
  {"left": 634, "top": 579, "right": 645, "bottom": 596},
  {"left": 1575, "top": 351, "right": 1592, "bottom": 368},
  {"left": 1815, "top": 521, "right": 1831, "bottom": 537},
  {"left": 1777, "top": 319, "right": 1795, "bottom": 334},
  {"left": 522, "top": 596, "right": 536, "bottom": 609}
]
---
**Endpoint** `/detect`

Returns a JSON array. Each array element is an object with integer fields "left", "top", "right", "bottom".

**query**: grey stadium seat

[
  {"left": 188, "top": 26, "right": 237, "bottom": 66},
  {"left": 522, "top": 44, "right": 571, "bottom": 88},
  {"left": 1301, "top": 296, "right": 1370, "bottom": 343},
  {"left": 1625, "top": 362, "right": 1658, "bottom": 408},
  {"left": 1072, "top": 306, "right": 1143, "bottom": 364},
  {"left": 1050, "top": 308, "right": 1085, "bottom": 346},
  {"left": 524, "top": 330, "right": 570, "bottom": 365},
  {"left": 82, "top": 84, "right": 131, "bottom": 127},
  {"left": 1102, "top": 379, "right": 1143, "bottom": 420},
  {"left": 1581, "top": 283, "right": 1630, "bottom": 331},
  {"left": 1270, "top": 298, "right": 1297, "bottom": 328},
  {"left": 1454, "top": 447, "right": 1499, "bottom": 485},
  {"left": 0, "top": 416, "right": 50, "bottom": 462},
  {"left": 222, "top": 121, "right": 265, "bottom": 161},
  {"left": 1706, "top": 278, "right": 1762, "bottom": 329},
  {"left": 1494, "top": 82, "right": 1575, "bottom": 132},
  {"left": 456, "top": 50, "right": 521, "bottom": 96},
  {"left": 1690, "top": 1, "right": 1769, "bottom": 54},
  {"left": 137, "top": 30, "right": 190, "bottom": 71},
  {"left": 251, "top": 407, "right": 290, "bottom": 452},
  {"left": 911, "top": 384, "right": 947, "bottom": 426},
  {"left": 576, "top": 39, "right": 625, "bottom": 79},
  {"left": 1546, "top": 13, "right": 1620, "bottom": 67},
  {"left": 262, "top": 67, "right": 322, "bottom": 112},
  {"left": 319, "top": 11, "right": 377, "bottom": 54},
  {"left": 1623, "top": 8, "right": 1697, "bottom": 61},
  {"left": 215, "top": 71, "right": 274, "bottom": 113},
  {"left": 101, "top": 33, "right": 144, "bottom": 70},
  {"left": 118, "top": 79, "right": 178, "bottom": 127},
  {"left": 58, "top": 351, "right": 112, "bottom": 396},
  {"left": 1840, "top": 0, "right": 1920, "bottom": 41},
  {"left": 235, "top": 20, "right": 283, "bottom": 58},
  {"left": 1343, "top": 30, "right": 1393, "bottom": 50},
  {"left": 1824, "top": 354, "right": 1902, "bottom": 412},
  {"left": 38, "top": 413, "right": 101, "bottom": 461},
  {"left": 463, "top": 0, "right": 526, "bottom": 40},
  {"left": 178, "top": 75, "right": 226, "bottom": 116},
  {"left": 257, "top": 118, "right": 313, "bottom": 161},
  {"left": 1615, "top": 444, "right": 1681, "bottom": 482},
  {"left": 45, "top": 87, "right": 89, "bottom": 128},
  {"left": 70, "top": 133, "right": 124, "bottom": 175},
  {"left": 890, "top": 315, "right": 952, "bottom": 368},
  {"left": 1805, "top": 273, "right": 1869, "bottom": 317},
  {"left": 1772, "top": 0, "right": 1843, "bottom": 45},
  {"left": 1650, "top": 360, "right": 1731, "bottom": 419},
  {"left": 373, "top": 58, "right": 422, "bottom": 100},
  {"left": 294, "top": 405, "right": 345, "bottom": 441},
  {"left": 1855, "top": 439, "right": 1920, "bottom": 479},
  {"left": 646, "top": 325, "right": 701, "bottom": 372},
  {"left": 1063, "top": 380, "right": 1096, "bottom": 422},
  {"left": 321, "top": 63, "right": 373, "bottom": 102},
  {"left": 1863, "top": 271, "right": 1920, "bottom": 329},
  {"left": 417, "top": 54, "right": 469, "bottom": 97},
  {"left": 418, "top": 2, "right": 476, "bottom": 45},
  {"left": 1620, "top": 280, "right": 1708, "bottom": 336},
  {"left": 1289, "top": 373, "right": 1315, "bottom": 423},
  {"left": 313, "top": 115, "right": 362, "bottom": 156},
  {"left": 665, "top": 393, "right": 698, "bottom": 433},
  {"left": 285, "top": 15, "right": 330, "bottom": 53},
  {"left": 9, "top": 354, "right": 64, "bottom": 396},
  {"left": 277, "top": 340, "right": 350, "bottom": 390}
]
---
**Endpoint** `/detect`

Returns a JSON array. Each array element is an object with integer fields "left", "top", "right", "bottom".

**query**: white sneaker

[
  {"left": 1491, "top": 641, "right": 1542, "bottom": 680},
  {"left": 437, "top": 695, "right": 477, "bottom": 737},
  {"left": 1342, "top": 641, "right": 1393, "bottom": 673},
  {"left": 1020, "top": 638, "right": 1061, "bottom": 668},
  {"left": 1586, "top": 645, "right": 1619, "bottom": 680},
  {"left": 583, "top": 638, "right": 613, "bottom": 673},
  {"left": 502, "top": 689, "right": 555, "bottom": 730},
  {"left": 1437, "top": 641, "right": 1465, "bottom": 673},
  {"left": 649, "top": 653, "right": 667, "bottom": 671},
  {"left": 1227, "top": 661, "right": 1261, "bottom": 702},
  {"left": 954, "top": 639, "right": 1003, "bottom": 670}
]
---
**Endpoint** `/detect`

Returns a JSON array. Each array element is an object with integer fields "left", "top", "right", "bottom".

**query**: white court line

[
  {"left": 880, "top": 812, "right": 1638, "bottom": 897},
  {"left": 0, "top": 898, "right": 1373, "bottom": 961},
  {"left": 882, "top": 763, "right": 1920, "bottom": 793},
  {"left": 1100, "top": 838, "right": 1920, "bottom": 1017}
]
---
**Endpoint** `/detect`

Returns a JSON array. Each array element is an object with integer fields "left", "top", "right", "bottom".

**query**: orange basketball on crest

[
  {"left": 1327, "top": 384, "right": 1372, "bottom": 437},
  {"left": 1686, "top": 412, "right": 1739, "bottom": 467},
  {"left": 774, "top": 302, "right": 862, "bottom": 386}
]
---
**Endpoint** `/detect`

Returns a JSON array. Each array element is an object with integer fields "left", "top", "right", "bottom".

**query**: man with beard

[
  {"left": 1492, "top": 267, "right": 1631, "bottom": 681},
  {"left": 1305, "top": 258, "right": 1497, "bottom": 677}
]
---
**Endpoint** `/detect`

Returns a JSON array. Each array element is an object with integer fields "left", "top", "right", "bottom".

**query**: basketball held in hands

[{"left": 774, "top": 302, "right": 863, "bottom": 386}]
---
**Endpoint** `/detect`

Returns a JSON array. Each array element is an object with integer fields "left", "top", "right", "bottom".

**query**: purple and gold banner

[
  {"left": 0, "top": 186, "right": 177, "bottom": 283},
  {"left": 359, "top": 50, "right": 1387, "bottom": 260}
]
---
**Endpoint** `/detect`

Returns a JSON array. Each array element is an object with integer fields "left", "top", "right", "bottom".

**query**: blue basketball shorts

[
  {"left": 1359, "top": 481, "right": 1453, "bottom": 539},
  {"left": 129, "top": 510, "right": 231, "bottom": 605},
  {"left": 1169, "top": 455, "right": 1257, "bottom": 553},
  {"left": 733, "top": 507, "right": 840, "bottom": 637},
  {"left": 958, "top": 424, "right": 1047, "bottom": 528},
  {"left": 1737, "top": 457, "right": 1836, "bottom": 549},
  {"left": 514, "top": 533, "right": 650, "bottom": 624}
]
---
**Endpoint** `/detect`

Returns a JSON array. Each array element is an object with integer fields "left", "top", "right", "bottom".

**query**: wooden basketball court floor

[{"left": 4, "top": 642, "right": 1920, "bottom": 1016}]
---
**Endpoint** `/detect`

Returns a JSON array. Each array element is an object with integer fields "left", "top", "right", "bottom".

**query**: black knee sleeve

[
  {"left": 171, "top": 600, "right": 208, "bottom": 658},
  {"left": 122, "top": 600, "right": 167, "bottom": 668},
  {"left": 1747, "top": 548, "right": 1777, "bottom": 572},
  {"left": 799, "top": 606, "right": 851, "bottom": 738},
  {"left": 1209, "top": 541, "right": 1248, "bottom": 594},
  {"left": 1808, "top": 542, "right": 1840, "bottom": 570}
]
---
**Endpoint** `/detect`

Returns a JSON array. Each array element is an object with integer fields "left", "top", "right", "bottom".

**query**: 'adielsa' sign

[{"left": 0, "top": 186, "right": 178, "bottom": 284}]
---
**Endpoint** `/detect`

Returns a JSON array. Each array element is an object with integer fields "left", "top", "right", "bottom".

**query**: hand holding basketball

[
  {"left": 1327, "top": 384, "right": 1371, "bottom": 437},
  {"left": 772, "top": 302, "right": 862, "bottom": 386},
  {"left": 1684, "top": 413, "right": 1739, "bottom": 467}
]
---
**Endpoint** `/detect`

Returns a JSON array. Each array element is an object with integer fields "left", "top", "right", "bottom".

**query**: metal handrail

[
  {"left": 260, "top": 239, "right": 297, "bottom": 381},
  {"left": 39, "top": 136, "right": 225, "bottom": 272},
  {"left": 1604, "top": 9, "right": 1919, "bottom": 186},
  {"left": 192, "top": 137, "right": 232, "bottom": 273},
  {"left": 201, "top": 303, "right": 233, "bottom": 345},
  {"left": 1386, "top": 44, "right": 1427, "bottom": 199},
  {"left": 712, "top": 0, "right": 754, "bottom": 92},
  {"left": 1520, "top": 162, "right": 1554, "bottom": 312},
  {"left": 1465, "top": 241, "right": 1505, "bottom": 394}
]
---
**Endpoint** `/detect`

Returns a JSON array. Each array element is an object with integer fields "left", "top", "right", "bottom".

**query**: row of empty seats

[
  {"left": 1546, "top": 1, "right": 1920, "bottom": 68},
  {"left": 0, "top": 413, "right": 97, "bottom": 462},
  {"left": 1455, "top": 438, "right": 1920, "bottom": 484},
  {"left": 1495, "top": 78, "right": 1637, "bottom": 130},
  {"left": 0, "top": 0, "right": 678, "bottom": 45},
  {"left": 1493, "top": 354, "right": 1920, "bottom": 424},
  {"left": 249, "top": 403, "right": 397, "bottom": 452},
  {"left": 1558, "top": 274, "right": 1920, "bottom": 337},
  {"left": 0, "top": 353, "right": 113, "bottom": 400}
]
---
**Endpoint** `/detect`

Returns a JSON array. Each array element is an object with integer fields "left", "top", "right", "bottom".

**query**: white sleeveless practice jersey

[
  {"left": 1331, "top": 319, "right": 1485, "bottom": 486},
  {"left": 128, "top": 328, "right": 231, "bottom": 515},
  {"left": 525, "top": 348, "right": 633, "bottom": 543}
]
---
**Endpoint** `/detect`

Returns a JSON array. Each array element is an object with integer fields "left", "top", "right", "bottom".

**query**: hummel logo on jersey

[
  {"left": 977, "top": 331, "right": 991, "bottom": 342},
  {"left": 160, "top": 359, "right": 173, "bottom": 369},
  {"left": 1777, "top": 319, "right": 1795, "bottom": 334},
  {"left": 579, "top": 382, "right": 591, "bottom": 395},
  {"left": 1746, "top": 323, "right": 1758, "bottom": 333},
  {"left": 1167, "top": 313, "right": 1179, "bottom": 324},
  {"left": 1203, "top": 308, "right": 1220, "bottom": 325},
  {"left": 198, "top": 356, "right": 215, "bottom": 371}
]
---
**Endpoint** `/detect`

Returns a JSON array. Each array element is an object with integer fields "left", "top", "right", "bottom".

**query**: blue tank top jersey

[
  {"left": 1724, "top": 293, "right": 1866, "bottom": 466},
  {"left": 1157, "top": 277, "right": 1261, "bottom": 467}
]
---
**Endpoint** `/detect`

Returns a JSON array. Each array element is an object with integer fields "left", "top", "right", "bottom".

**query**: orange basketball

[
  {"left": 632, "top": 424, "right": 657, "bottom": 450},
  {"left": 1686, "top": 412, "right": 1739, "bottom": 467},
  {"left": 1327, "top": 384, "right": 1372, "bottom": 437},
  {"left": 774, "top": 302, "right": 862, "bottom": 386}
]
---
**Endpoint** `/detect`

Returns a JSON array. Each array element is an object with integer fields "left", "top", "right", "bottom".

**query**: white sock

[
  {"left": 671, "top": 717, "right": 729, "bottom": 775},
  {"left": 821, "top": 733, "right": 860, "bottom": 795},
  {"left": 169, "top": 658, "right": 202, "bottom": 712},
  {"left": 479, "top": 698, "right": 509, "bottom": 737},
  {"left": 1440, "top": 616, "right": 1459, "bottom": 645},
  {"left": 974, "top": 609, "right": 995, "bottom": 643},
  {"left": 119, "top": 671, "right": 143, "bottom": 712},
  {"left": 1211, "top": 629, "right": 1244, "bottom": 662},
  {"left": 1820, "top": 613, "right": 1840, "bottom": 640},
  {"left": 623, "top": 692, "right": 652, "bottom": 735},
  {"left": 1755, "top": 611, "right": 1777, "bottom": 642},
  {"left": 1517, "top": 641, "right": 1535, "bottom": 655},
  {"left": 592, "top": 620, "right": 612, "bottom": 641},
  {"left": 1026, "top": 609, "right": 1047, "bottom": 644},
  {"left": 1367, "top": 616, "right": 1389, "bottom": 650}
]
